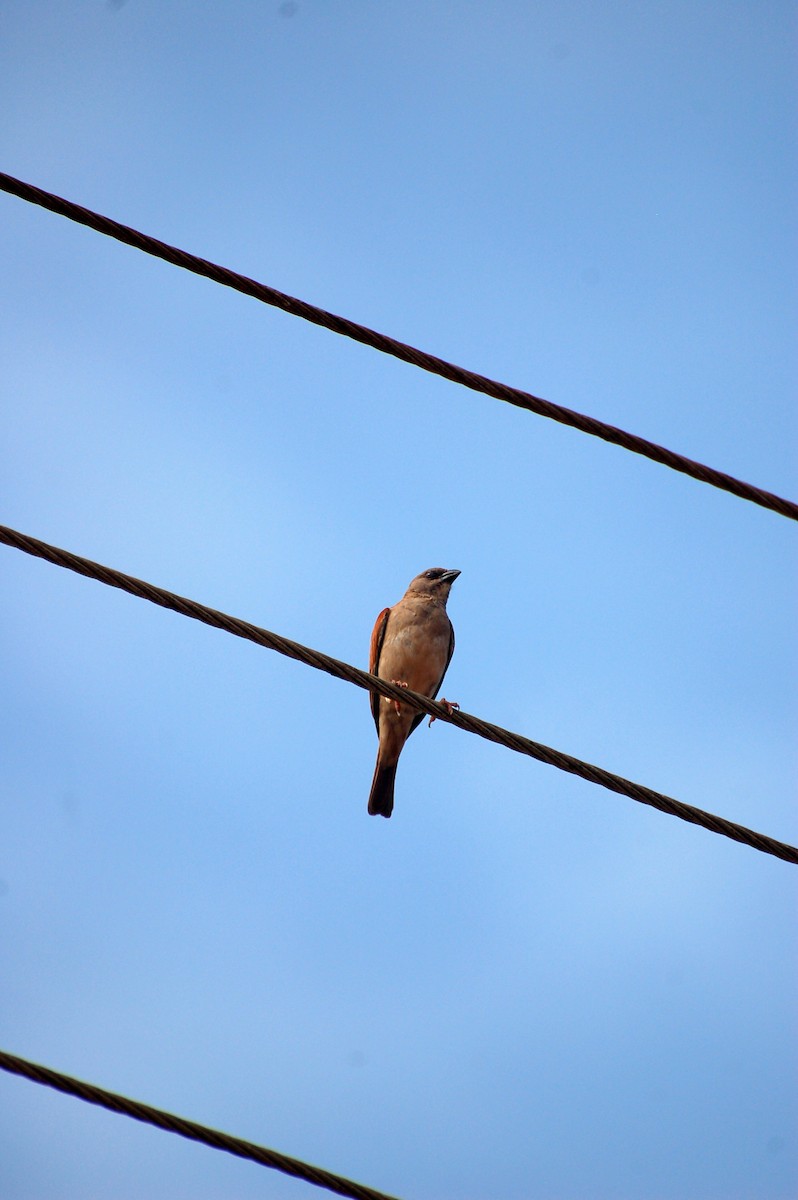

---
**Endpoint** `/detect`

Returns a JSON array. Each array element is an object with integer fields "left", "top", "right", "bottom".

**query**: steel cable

[
  {"left": 1, "top": 170, "right": 795, "bottom": 522},
  {"left": 2, "top": 523, "right": 795, "bottom": 864},
  {"left": 0, "top": 1049, "right": 402, "bottom": 1200}
]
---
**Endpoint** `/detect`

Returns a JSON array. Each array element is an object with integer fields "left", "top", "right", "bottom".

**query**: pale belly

[{"left": 377, "top": 623, "right": 448, "bottom": 698}]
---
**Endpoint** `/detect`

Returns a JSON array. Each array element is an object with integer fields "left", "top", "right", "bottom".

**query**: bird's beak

[{"left": 441, "top": 569, "right": 461, "bottom": 583}]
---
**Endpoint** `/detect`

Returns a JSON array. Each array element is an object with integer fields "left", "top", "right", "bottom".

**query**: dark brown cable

[
  {"left": 1, "top": 523, "right": 795, "bottom": 864},
  {"left": 0, "top": 1049, "right": 402, "bottom": 1200},
  {"left": 1, "top": 170, "right": 795, "bottom": 522}
]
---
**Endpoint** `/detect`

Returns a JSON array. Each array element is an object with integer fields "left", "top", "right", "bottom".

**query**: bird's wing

[
  {"left": 408, "top": 618, "right": 455, "bottom": 736},
  {"left": 369, "top": 606, "right": 391, "bottom": 732},
  {"left": 440, "top": 622, "right": 456, "bottom": 690}
]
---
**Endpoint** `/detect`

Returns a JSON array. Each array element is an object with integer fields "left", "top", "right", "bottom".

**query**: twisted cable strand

[
  {"left": 1, "top": 170, "right": 795, "bottom": 521},
  {"left": 0, "top": 1050, "right": 402, "bottom": 1200},
  {"left": 2, "top": 523, "right": 795, "bottom": 864}
]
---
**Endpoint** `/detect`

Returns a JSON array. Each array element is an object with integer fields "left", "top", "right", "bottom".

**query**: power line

[
  {"left": 0, "top": 1049, "right": 402, "bottom": 1200},
  {"left": 1, "top": 170, "right": 795, "bottom": 523},
  {"left": 2, "top": 522, "right": 795, "bottom": 865}
]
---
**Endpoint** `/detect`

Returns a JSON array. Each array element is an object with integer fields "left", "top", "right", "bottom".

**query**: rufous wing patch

[{"left": 369, "top": 607, "right": 391, "bottom": 732}]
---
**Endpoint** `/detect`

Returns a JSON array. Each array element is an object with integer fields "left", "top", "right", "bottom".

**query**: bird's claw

[
  {"left": 429, "top": 698, "right": 459, "bottom": 727},
  {"left": 390, "top": 679, "right": 409, "bottom": 713}
]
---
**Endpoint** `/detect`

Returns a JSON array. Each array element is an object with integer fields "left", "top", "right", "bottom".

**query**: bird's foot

[
  {"left": 390, "top": 679, "right": 409, "bottom": 713},
  {"left": 429, "top": 698, "right": 460, "bottom": 727}
]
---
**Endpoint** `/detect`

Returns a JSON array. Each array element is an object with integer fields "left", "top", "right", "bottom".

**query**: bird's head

[{"left": 406, "top": 567, "right": 461, "bottom": 603}]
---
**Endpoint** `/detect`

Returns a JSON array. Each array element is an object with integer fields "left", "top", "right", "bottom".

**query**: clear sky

[{"left": 1, "top": 4, "right": 796, "bottom": 1198}]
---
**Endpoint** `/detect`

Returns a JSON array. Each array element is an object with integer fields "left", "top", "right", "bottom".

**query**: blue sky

[{"left": 1, "top": 3, "right": 796, "bottom": 1198}]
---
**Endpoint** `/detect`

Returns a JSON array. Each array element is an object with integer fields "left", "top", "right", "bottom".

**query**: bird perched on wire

[{"left": 368, "top": 567, "right": 460, "bottom": 818}]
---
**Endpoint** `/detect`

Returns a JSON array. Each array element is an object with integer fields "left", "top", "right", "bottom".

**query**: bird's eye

[{"left": 424, "top": 568, "right": 443, "bottom": 580}]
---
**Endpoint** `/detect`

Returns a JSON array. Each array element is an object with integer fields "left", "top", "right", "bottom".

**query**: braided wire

[
  {"left": 2, "top": 523, "right": 795, "bottom": 864},
  {"left": 1, "top": 170, "right": 795, "bottom": 522},
  {"left": 0, "top": 1049, "right": 402, "bottom": 1200}
]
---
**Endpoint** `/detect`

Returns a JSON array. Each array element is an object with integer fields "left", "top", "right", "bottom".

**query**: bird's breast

[{"left": 377, "top": 608, "right": 451, "bottom": 698}]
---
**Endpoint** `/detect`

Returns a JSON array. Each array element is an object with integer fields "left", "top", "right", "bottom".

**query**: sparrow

[{"left": 368, "top": 567, "right": 460, "bottom": 818}]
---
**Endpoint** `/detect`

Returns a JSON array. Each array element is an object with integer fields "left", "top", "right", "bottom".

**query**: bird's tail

[{"left": 368, "top": 760, "right": 397, "bottom": 818}]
